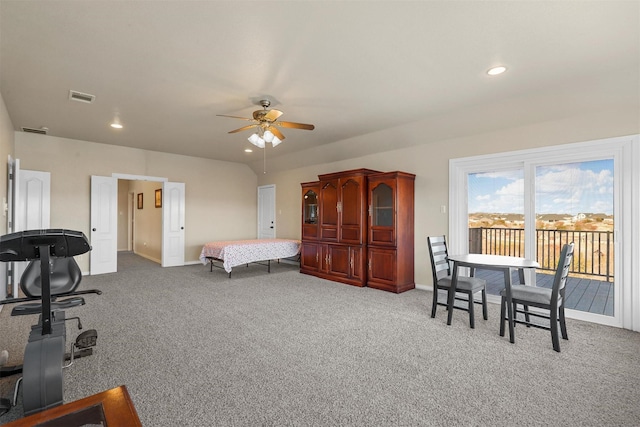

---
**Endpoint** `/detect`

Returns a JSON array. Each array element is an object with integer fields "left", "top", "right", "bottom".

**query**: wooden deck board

[{"left": 472, "top": 269, "right": 613, "bottom": 316}]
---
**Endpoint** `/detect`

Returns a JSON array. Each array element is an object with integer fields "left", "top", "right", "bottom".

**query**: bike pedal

[{"left": 75, "top": 329, "right": 98, "bottom": 349}]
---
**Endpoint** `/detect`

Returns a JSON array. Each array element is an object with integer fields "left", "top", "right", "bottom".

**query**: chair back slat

[
  {"left": 428, "top": 235, "right": 451, "bottom": 283},
  {"left": 552, "top": 243, "right": 574, "bottom": 302}
]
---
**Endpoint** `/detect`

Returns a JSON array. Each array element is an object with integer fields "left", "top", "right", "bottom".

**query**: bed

[{"left": 199, "top": 238, "right": 301, "bottom": 277}]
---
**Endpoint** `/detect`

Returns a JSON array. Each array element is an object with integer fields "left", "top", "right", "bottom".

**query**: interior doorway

[
  {"left": 118, "top": 179, "right": 163, "bottom": 265},
  {"left": 90, "top": 174, "right": 185, "bottom": 275}
]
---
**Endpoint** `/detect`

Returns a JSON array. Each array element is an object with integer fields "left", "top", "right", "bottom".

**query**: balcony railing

[{"left": 469, "top": 227, "right": 614, "bottom": 282}]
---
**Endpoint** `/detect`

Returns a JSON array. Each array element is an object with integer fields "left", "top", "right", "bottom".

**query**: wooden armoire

[{"left": 300, "top": 168, "right": 415, "bottom": 293}]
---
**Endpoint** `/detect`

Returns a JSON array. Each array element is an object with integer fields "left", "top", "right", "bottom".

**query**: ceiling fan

[{"left": 217, "top": 99, "right": 315, "bottom": 147}]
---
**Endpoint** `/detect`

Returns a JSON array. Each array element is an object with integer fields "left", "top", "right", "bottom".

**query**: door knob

[{"left": 92, "top": 228, "right": 96, "bottom": 231}]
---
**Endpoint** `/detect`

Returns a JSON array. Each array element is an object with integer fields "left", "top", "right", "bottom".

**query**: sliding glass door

[
  {"left": 450, "top": 136, "right": 638, "bottom": 328},
  {"left": 467, "top": 169, "right": 525, "bottom": 296},
  {"left": 534, "top": 160, "right": 614, "bottom": 316}
]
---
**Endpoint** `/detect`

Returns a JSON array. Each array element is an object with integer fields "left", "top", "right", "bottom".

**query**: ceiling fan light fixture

[
  {"left": 248, "top": 133, "right": 265, "bottom": 148},
  {"left": 219, "top": 100, "right": 314, "bottom": 157},
  {"left": 263, "top": 130, "right": 274, "bottom": 143}
]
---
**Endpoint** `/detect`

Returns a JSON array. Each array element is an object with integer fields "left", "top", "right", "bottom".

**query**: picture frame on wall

[
  {"left": 155, "top": 189, "right": 162, "bottom": 208},
  {"left": 137, "top": 193, "right": 143, "bottom": 209}
]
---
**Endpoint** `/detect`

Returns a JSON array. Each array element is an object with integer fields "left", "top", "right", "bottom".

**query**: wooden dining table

[{"left": 446, "top": 254, "right": 540, "bottom": 342}]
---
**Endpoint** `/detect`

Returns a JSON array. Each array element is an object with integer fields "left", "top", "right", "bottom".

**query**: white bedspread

[{"left": 199, "top": 239, "right": 301, "bottom": 273}]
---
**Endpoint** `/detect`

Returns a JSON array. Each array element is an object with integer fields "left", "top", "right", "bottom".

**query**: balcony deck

[{"left": 473, "top": 269, "right": 614, "bottom": 316}]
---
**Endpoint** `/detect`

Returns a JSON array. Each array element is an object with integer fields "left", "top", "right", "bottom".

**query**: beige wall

[
  {"left": 15, "top": 133, "right": 258, "bottom": 271},
  {"left": 0, "top": 93, "right": 15, "bottom": 299},
  {"left": 257, "top": 107, "right": 640, "bottom": 287},
  {"left": 117, "top": 179, "right": 130, "bottom": 251},
  {"left": 129, "top": 180, "right": 162, "bottom": 262},
  {"left": 11, "top": 105, "right": 639, "bottom": 284}
]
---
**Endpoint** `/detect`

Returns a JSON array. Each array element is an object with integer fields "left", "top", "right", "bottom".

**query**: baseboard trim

[
  {"left": 134, "top": 252, "right": 161, "bottom": 264},
  {"left": 415, "top": 283, "right": 432, "bottom": 292}
]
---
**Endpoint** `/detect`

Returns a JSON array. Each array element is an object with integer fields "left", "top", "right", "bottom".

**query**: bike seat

[{"left": 20, "top": 257, "right": 82, "bottom": 298}]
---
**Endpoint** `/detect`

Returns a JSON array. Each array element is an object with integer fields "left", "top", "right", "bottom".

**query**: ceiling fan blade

[
  {"left": 253, "top": 109, "right": 284, "bottom": 121},
  {"left": 267, "top": 126, "right": 286, "bottom": 141},
  {"left": 228, "top": 124, "right": 259, "bottom": 134},
  {"left": 217, "top": 114, "right": 255, "bottom": 122},
  {"left": 274, "top": 121, "right": 315, "bottom": 131},
  {"left": 264, "top": 109, "right": 283, "bottom": 122}
]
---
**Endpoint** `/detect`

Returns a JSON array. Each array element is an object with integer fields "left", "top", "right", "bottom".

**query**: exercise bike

[{"left": 0, "top": 229, "right": 101, "bottom": 417}]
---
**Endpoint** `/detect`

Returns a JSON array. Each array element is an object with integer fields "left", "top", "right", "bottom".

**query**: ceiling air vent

[
  {"left": 21, "top": 127, "right": 48, "bottom": 135},
  {"left": 69, "top": 90, "right": 95, "bottom": 104}
]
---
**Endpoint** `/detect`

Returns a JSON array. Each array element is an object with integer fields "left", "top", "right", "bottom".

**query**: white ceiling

[{"left": 1, "top": 1, "right": 638, "bottom": 173}]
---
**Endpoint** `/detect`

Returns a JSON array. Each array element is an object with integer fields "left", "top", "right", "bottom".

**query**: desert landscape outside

[{"left": 467, "top": 159, "right": 615, "bottom": 283}]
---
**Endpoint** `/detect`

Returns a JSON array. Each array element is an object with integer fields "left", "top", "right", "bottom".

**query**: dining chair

[
  {"left": 499, "top": 242, "right": 574, "bottom": 352},
  {"left": 427, "top": 235, "right": 488, "bottom": 328}
]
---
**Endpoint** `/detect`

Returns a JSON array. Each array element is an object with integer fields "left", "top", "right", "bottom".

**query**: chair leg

[
  {"left": 523, "top": 304, "right": 530, "bottom": 326},
  {"left": 559, "top": 305, "right": 568, "bottom": 340},
  {"left": 550, "top": 307, "right": 561, "bottom": 352},
  {"left": 431, "top": 289, "right": 439, "bottom": 318},
  {"left": 512, "top": 302, "right": 518, "bottom": 328},
  {"left": 481, "top": 289, "right": 488, "bottom": 320},
  {"left": 499, "top": 296, "right": 506, "bottom": 337},
  {"left": 468, "top": 292, "right": 475, "bottom": 329}
]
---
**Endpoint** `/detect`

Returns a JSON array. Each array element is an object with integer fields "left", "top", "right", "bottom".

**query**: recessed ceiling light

[
  {"left": 244, "top": 148, "right": 253, "bottom": 153},
  {"left": 487, "top": 66, "right": 507, "bottom": 76},
  {"left": 110, "top": 123, "right": 123, "bottom": 129}
]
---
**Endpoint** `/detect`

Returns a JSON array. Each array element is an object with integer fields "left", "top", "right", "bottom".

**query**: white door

[
  {"left": 13, "top": 168, "right": 51, "bottom": 295},
  {"left": 3, "top": 157, "right": 18, "bottom": 299},
  {"left": 90, "top": 176, "right": 118, "bottom": 275},
  {"left": 162, "top": 182, "right": 185, "bottom": 267},
  {"left": 258, "top": 185, "right": 275, "bottom": 239}
]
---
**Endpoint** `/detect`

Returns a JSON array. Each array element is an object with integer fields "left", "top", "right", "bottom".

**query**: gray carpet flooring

[{"left": 1, "top": 252, "right": 639, "bottom": 426}]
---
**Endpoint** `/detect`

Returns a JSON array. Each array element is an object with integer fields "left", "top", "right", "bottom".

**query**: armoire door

[
  {"left": 339, "top": 177, "right": 365, "bottom": 244},
  {"left": 319, "top": 179, "right": 338, "bottom": 241}
]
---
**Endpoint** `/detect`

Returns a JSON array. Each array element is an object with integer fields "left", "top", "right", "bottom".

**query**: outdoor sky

[{"left": 468, "top": 159, "right": 614, "bottom": 215}]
